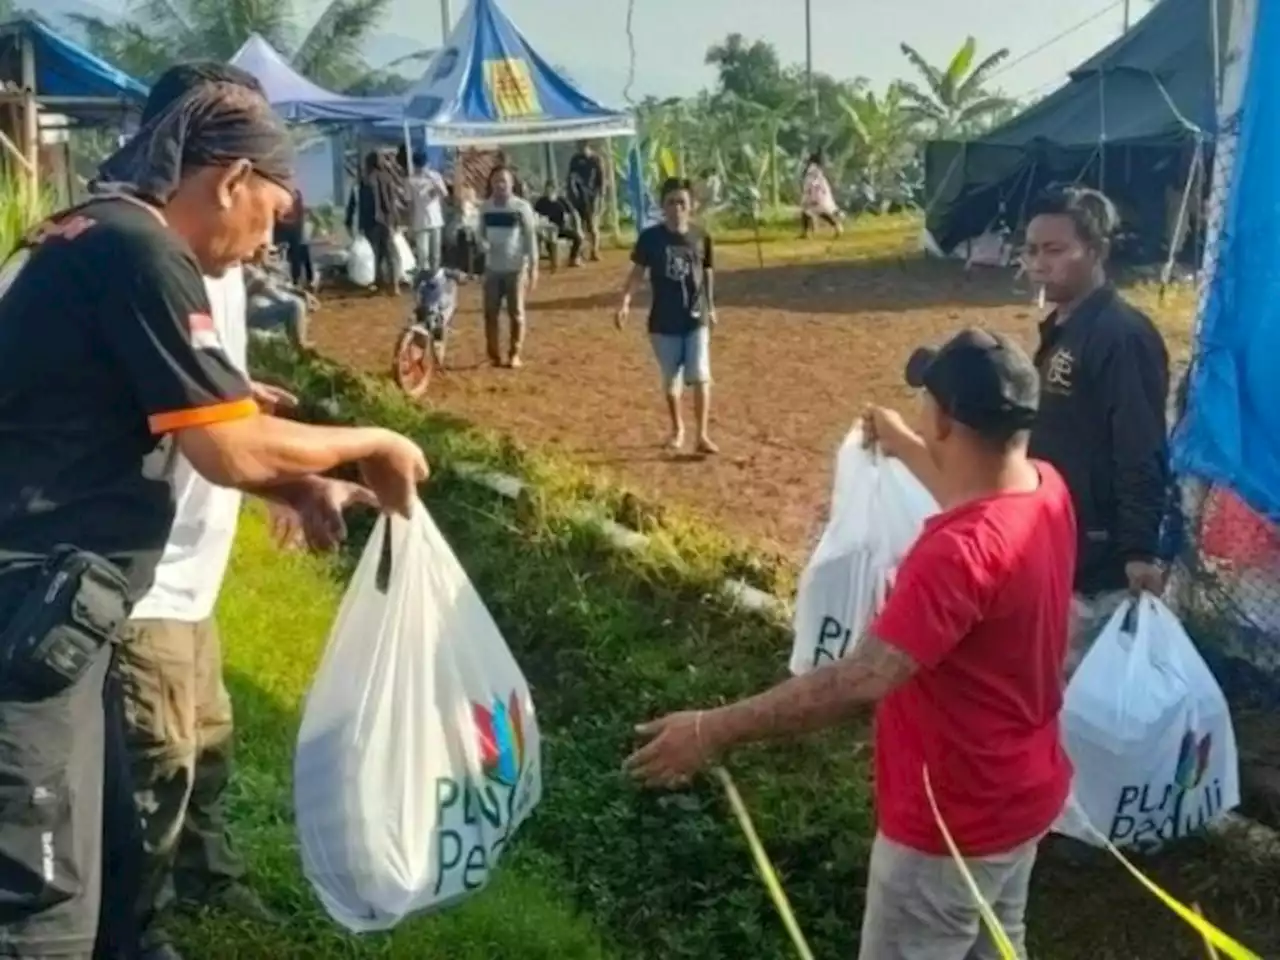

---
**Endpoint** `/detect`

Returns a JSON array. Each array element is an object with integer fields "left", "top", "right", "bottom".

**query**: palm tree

[
  {"left": 71, "top": 0, "right": 393, "bottom": 91},
  {"left": 898, "top": 36, "right": 1013, "bottom": 139}
]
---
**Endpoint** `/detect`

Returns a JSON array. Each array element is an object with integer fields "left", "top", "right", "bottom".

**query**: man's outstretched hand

[{"left": 624, "top": 710, "right": 717, "bottom": 789}]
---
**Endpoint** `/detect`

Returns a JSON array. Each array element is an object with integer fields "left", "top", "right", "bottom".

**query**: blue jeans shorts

[{"left": 650, "top": 327, "right": 711, "bottom": 391}]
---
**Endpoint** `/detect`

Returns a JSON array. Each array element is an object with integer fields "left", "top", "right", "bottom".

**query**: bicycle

[{"left": 392, "top": 268, "right": 463, "bottom": 400}]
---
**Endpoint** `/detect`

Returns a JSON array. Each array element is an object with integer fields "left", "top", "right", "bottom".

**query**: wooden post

[
  {"left": 770, "top": 122, "right": 780, "bottom": 209},
  {"left": 20, "top": 31, "right": 38, "bottom": 198},
  {"left": 604, "top": 135, "right": 621, "bottom": 242}
]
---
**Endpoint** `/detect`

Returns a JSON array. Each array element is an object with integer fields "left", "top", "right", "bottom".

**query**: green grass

[
  {"left": 178, "top": 510, "right": 618, "bottom": 959},
  {"left": 179, "top": 342, "right": 1280, "bottom": 960}
]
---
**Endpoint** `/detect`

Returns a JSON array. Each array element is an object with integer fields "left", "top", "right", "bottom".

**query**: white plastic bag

[
  {"left": 347, "top": 235, "right": 376, "bottom": 287},
  {"left": 393, "top": 230, "right": 417, "bottom": 282},
  {"left": 294, "top": 502, "right": 542, "bottom": 931},
  {"left": 1054, "top": 595, "right": 1239, "bottom": 849},
  {"left": 790, "top": 426, "right": 938, "bottom": 674}
]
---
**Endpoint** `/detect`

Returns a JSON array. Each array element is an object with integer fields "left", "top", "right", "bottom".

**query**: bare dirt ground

[{"left": 311, "top": 222, "right": 1194, "bottom": 559}]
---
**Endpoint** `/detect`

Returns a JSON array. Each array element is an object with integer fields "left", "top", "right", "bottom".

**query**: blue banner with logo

[{"left": 626, "top": 142, "right": 660, "bottom": 230}]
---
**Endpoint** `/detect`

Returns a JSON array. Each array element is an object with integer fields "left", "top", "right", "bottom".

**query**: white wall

[{"left": 295, "top": 133, "right": 341, "bottom": 207}]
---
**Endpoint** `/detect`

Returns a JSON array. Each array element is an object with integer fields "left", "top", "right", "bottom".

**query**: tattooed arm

[
  {"left": 703, "top": 634, "right": 916, "bottom": 748},
  {"left": 624, "top": 636, "right": 916, "bottom": 787},
  {"left": 626, "top": 523, "right": 988, "bottom": 787}
]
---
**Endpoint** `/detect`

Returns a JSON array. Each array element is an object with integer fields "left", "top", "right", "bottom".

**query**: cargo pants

[
  {"left": 0, "top": 573, "right": 142, "bottom": 959},
  {"left": 114, "top": 618, "right": 244, "bottom": 944}
]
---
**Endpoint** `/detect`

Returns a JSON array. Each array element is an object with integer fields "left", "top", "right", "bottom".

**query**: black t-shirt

[
  {"left": 0, "top": 197, "right": 254, "bottom": 602},
  {"left": 534, "top": 196, "right": 572, "bottom": 229},
  {"left": 631, "top": 224, "right": 714, "bottom": 336},
  {"left": 567, "top": 153, "right": 603, "bottom": 205}
]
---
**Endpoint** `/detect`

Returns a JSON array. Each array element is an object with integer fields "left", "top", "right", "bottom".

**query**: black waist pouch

[{"left": 0, "top": 546, "right": 131, "bottom": 698}]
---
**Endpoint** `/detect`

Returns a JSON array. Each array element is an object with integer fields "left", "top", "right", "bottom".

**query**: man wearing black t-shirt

[
  {"left": 533, "top": 180, "right": 583, "bottom": 269},
  {"left": 616, "top": 177, "right": 718, "bottom": 455},
  {"left": 0, "top": 83, "right": 427, "bottom": 958},
  {"left": 567, "top": 140, "right": 604, "bottom": 261}
]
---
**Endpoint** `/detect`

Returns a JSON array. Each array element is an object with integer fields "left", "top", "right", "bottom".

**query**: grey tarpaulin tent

[{"left": 924, "top": 0, "right": 1229, "bottom": 260}]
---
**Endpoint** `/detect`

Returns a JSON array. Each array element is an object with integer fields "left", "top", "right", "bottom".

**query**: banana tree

[
  {"left": 837, "top": 83, "right": 920, "bottom": 211},
  {"left": 898, "top": 36, "right": 1013, "bottom": 139}
]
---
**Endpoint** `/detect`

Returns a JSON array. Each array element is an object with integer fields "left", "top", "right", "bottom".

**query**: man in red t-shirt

[{"left": 626, "top": 329, "right": 1077, "bottom": 959}]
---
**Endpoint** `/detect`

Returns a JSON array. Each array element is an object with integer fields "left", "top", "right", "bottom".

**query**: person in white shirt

[{"left": 408, "top": 152, "right": 447, "bottom": 274}]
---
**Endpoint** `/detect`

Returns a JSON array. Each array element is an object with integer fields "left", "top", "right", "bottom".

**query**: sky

[
  {"left": 69, "top": 0, "right": 1151, "bottom": 103},
  {"left": 357, "top": 0, "right": 1149, "bottom": 104}
]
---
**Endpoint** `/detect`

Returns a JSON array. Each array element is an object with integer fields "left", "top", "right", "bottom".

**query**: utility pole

[
  {"left": 805, "top": 0, "right": 817, "bottom": 118},
  {"left": 441, "top": 0, "right": 452, "bottom": 41},
  {"left": 1122, "top": 0, "right": 1130, "bottom": 31}
]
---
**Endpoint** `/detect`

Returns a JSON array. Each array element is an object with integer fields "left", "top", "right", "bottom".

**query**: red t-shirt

[{"left": 870, "top": 461, "right": 1076, "bottom": 856}]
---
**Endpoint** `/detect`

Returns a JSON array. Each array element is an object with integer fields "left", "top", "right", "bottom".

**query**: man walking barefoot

[{"left": 616, "top": 177, "right": 718, "bottom": 455}]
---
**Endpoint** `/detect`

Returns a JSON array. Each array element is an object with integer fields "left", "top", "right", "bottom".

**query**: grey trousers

[{"left": 857, "top": 833, "right": 1038, "bottom": 960}]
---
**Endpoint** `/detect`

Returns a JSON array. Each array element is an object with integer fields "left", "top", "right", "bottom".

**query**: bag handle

[
  {"left": 1120, "top": 596, "right": 1139, "bottom": 635},
  {"left": 374, "top": 518, "right": 394, "bottom": 594}
]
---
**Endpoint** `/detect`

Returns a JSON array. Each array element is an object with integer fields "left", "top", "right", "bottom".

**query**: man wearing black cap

[
  {"left": 624, "top": 329, "right": 1075, "bottom": 960},
  {"left": 0, "top": 79, "right": 428, "bottom": 959}
]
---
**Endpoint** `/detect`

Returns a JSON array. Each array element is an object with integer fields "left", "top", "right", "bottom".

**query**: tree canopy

[{"left": 72, "top": 0, "right": 396, "bottom": 92}]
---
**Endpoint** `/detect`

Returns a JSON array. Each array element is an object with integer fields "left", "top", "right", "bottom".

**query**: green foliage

[
  {"left": 898, "top": 36, "right": 1016, "bottom": 138},
  {"left": 217, "top": 341, "right": 1280, "bottom": 960},
  {"left": 70, "top": 0, "right": 394, "bottom": 91},
  {"left": 0, "top": 174, "right": 53, "bottom": 260},
  {"left": 633, "top": 31, "right": 1022, "bottom": 223}
]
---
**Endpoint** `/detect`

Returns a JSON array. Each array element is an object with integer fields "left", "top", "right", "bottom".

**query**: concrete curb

[
  {"left": 446, "top": 461, "right": 1280, "bottom": 846},
  {"left": 450, "top": 461, "right": 789, "bottom": 618}
]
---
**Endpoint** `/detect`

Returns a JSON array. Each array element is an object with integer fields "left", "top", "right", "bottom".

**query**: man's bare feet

[
  {"left": 696, "top": 437, "right": 720, "bottom": 455},
  {"left": 666, "top": 430, "right": 685, "bottom": 451},
  {"left": 508, "top": 354, "right": 524, "bottom": 369}
]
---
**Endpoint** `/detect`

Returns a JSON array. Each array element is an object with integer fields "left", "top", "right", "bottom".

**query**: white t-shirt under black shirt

[{"left": 130, "top": 265, "right": 247, "bottom": 623}]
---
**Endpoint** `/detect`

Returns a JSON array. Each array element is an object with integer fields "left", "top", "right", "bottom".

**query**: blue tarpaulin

[
  {"left": 0, "top": 17, "right": 146, "bottom": 122},
  {"left": 400, "top": 0, "right": 633, "bottom": 146},
  {"left": 1173, "top": 0, "right": 1280, "bottom": 521}
]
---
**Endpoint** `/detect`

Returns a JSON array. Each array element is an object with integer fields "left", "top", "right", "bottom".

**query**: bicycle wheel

[{"left": 392, "top": 326, "right": 436, "bottom": 400}]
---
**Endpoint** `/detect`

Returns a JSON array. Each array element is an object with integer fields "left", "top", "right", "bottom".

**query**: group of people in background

[{"left": 254, "top": 141, "right": 849, "bottom": 458}]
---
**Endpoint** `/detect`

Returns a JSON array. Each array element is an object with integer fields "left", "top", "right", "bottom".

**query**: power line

[{"left": 987, "top": 0, "right": 1125, "bottom": 83}]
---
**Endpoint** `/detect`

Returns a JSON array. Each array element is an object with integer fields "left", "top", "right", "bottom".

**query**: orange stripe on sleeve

[{"left": 148, "top": 397, "right": 259, "bottom": 435}]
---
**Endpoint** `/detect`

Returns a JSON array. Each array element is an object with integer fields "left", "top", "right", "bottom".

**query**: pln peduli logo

[
  {"left": 472, "top": 692, "right": 527, "bottom": 788},
  {"left": 1174, "top": 729, "right": 1212, "bottom": 792}
]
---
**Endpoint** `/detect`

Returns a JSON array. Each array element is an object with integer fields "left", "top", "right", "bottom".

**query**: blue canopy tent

[
  {"left": 0, "top": 16, "right": 147, "bottom": 196},
  {"left": 400, "top": 0, "right": 633, "bottom": 146},
  {"left": 229, "top": 34, "right": 402, "bottom": 124},
  {"left": 230, "top": 34, "right": 409, "bottom": 207},
  {"left": 396, "top": 0, "right": 634, "bottom": 233}
]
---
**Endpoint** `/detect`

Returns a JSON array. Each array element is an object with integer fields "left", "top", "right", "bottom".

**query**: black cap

[{"left": 904, "top": 328, "right": 1039, "bottom": 435}]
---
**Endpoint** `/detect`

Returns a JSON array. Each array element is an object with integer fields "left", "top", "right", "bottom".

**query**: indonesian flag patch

[{"left": 188, "top": 312, "right": 222, "bottom": 351}]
